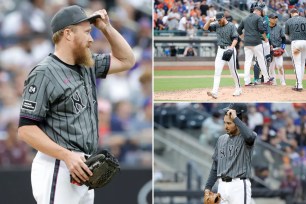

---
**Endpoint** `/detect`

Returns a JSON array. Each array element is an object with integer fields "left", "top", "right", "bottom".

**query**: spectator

[
  {"left": 183, "top": 45, "right": 197, "bottom": 56},
  {"left": 167, "top": 7, "right": 180, "bottom": 30}
]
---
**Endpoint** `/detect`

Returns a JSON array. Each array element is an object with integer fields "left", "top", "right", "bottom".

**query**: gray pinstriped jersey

[
  {"left": 20, "top": 53, "right": 110, "bottom": 154},
  {"left": 212, "top": 118, "right": 256, "bottom": 178},
  {"left": 209, "top": 22, "right": 238, "bottom": 46},
  {"left": 270, "top": 24, "right": 285, "bottom": 47},
  {"left": 237, "top": 13, "right": 265, "bottom": 46},
  {"left": 285, "top": 16, "right": 306, "bottom": 41}
]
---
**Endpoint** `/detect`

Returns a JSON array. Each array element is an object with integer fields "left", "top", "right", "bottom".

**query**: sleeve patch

[
  {"left": 21, "top": 100, "right": 37, "bottom": 111},
  {"left": 28, "top": 85, "right": 37, "bottom": 94}
]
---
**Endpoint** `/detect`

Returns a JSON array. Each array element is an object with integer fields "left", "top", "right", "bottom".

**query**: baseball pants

[
  {"left": 218, "top": 178, "right": 251, "bottom": 204},
  {"left": 291, "top": 40, "right": 306, "bottom": 89},
  {"left": 211, "top": 46, "right": 241, "bottom": 95},
  {"left": 31, "top": 151, "right": 94, "bottom": 204},
  {"left": 244, "top": 44, "right": 270, "bottom": 85},
  {"left": 269, "top": 54, "right": 286, "bottom": 85}
]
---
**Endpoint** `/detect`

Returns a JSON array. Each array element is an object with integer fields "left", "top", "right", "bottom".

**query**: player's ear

[{"left": 64, "top": 28, "right": 73, "bottom": 41}]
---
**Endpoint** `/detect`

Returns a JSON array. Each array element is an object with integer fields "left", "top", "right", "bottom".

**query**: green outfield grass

[{"left": 154, "top": 70, "right": 304, "bottom": 92}]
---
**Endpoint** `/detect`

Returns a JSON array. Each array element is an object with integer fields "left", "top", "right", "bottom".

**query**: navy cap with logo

[
  {"left": 268, "top": 13, "right": 278, "bottom": 18},
  {"left": 51, "top": 5, "right": 100, "bottom": 34},
  {"left": 223, "top": 103, "right": 247, "bottom": 115},
  {"left": 216, "top": 12, "right": 224, "bottom": 21}
]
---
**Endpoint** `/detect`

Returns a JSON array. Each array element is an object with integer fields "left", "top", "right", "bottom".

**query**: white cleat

[
  {"left": 281, "top": 82, "right": 286, "bottom": 86},
  {"left": 233, "top": 89, "right": 242, "bottom": 96},
  {"left": 207, "top": 91, "right": 218, "bottom": 99}
]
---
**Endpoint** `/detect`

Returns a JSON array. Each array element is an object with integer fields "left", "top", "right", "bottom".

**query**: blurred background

[
  {"left": 154, "top": 103, "right": 306, "bottom": 204},
  {"left": 0, "top": 0, "right": 152, "bottom": 203}
]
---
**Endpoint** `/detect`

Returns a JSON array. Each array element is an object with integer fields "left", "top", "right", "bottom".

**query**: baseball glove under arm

[
  {"left": 71, "top": 149, "right": 120, "bottom": 189},
  {"left": 222, "top": 49, "right": 234, "bottom": 61},
  {"left": 273, "top": 48, "right": 285, "bottom": 57},
  {"left": 204, "top": 189, "right": 221, "bottom": 204}
]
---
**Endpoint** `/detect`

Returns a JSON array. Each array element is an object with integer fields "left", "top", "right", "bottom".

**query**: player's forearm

[
  {"left": 205, "top": 161, "right": 218, "bottom": 190},
  {"left": 233, "top": 117, "right": 256, "bottom": 145},
  {"left": 230, "top": 39, "right": 238, "bottom": 48},
  {"left": 18, "top": 125, "right": 70, "bottom": 161},
  {"left": 203, "top": 20, "right": 212, "bottom": 31},
  {"left": 100, "top": 24, "right": 135, "bottom": 72}
]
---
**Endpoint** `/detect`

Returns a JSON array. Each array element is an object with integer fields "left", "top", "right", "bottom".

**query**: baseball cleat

[
  {"left": 281, "top": 82, "right": 286, "bottom": 86},
  {"left": 207, "top": 91, "right": 218, "bottom": 99},
  {"left": 292, "top": 87, "right": 303, "bottom": 92},
  {"left": 244, "top": 82, "right": 254, "bottom": 87},
  {"left": 233, "top": 89, "right": 242, "bottom": 96},
  {"left": 263, "top": 81, "right": 273, "bottom": 85},
  {"left": 254, "top": 79, "right": 261, "bottom": 85}
]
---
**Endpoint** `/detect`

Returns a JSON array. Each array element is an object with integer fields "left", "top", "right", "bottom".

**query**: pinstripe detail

[
  {"left": 243, "top": 179, "right": 246, "bottom": 204},
  {"left": 50, "top": 159, "right": 60, "bottom": 204},
  {"left": 232, "top": 50, "right": 241, "bottom": 87},
  {"left": 285, "top": 16, "right": 306, "bottom": 41}
]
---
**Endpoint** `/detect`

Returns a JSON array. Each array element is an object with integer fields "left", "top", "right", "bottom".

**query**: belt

[
  {"left": 221, "top": 177, "right": 247, "bottom": 182},
  {"left": 219, "top": 45, "right": 228, "bottom": 49}
]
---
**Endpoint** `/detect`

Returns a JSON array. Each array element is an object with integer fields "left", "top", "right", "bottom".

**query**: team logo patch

[
  {"left": 21, "top": 100, "right": 37, "bottom": 111},
  {"left": 71, "top": 91, "right": 86, "bottom": 113},
  {"left": 28, "top": 85, "right": 37, "bottom": 94}
]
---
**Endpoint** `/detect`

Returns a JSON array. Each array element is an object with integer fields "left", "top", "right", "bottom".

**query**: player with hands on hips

[
  {"left": 237, "top": 7, "right": 274, "bottom": 86},
  {"left": 203, "top": 12, "right": 242, "bottom": 99},
  {"left": 285, "top": 9, "right": 306, "bottom": 92},
  {"left": 204, "top": 103, "right": 256, "bottom": 204},
  {"left": 268, "top": 13, "right": 286, "bottom": 86},
  {"left": 18, "top": 5, "right": 135, "bottom": 204}
]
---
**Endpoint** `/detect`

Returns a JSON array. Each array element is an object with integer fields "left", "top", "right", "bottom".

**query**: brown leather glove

[{"left": 204, "top": 189, "right": 221, "bottom": 204}]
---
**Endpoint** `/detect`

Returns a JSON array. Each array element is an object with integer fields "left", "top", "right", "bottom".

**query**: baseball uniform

[
  {"left": 19, "top": 53, "right": 110, "bottom": 203},
  {"left": 205, "top": 106, "right": 256, "bottom": 204},
  {"left": 285, "top": 15, "right": 306, "bottom": 90},
  {"left": 205, "top": 16, "right": 241, "bottom": 99},
  {"left": 238, "top": 12, "right": 273, "bottom": 85},
  {"left": 269, "top": 19, "right": 286, "bottom": 85}
]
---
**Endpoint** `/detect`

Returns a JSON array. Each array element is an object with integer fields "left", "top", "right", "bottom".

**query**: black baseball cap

[
  {"left": 223, "top": 103, "right": 247, "bottom": 115},
  {"left": 51, "top": 5, "right": 100, "bottom": 34},
  {"left": 268, "top": 13, "right": 278, "bottom": 18},
  {"left": 216, "top": 12, "right": 224, "bottom": 21},
  {"left": 253, "top": 6, "right": 263, "bottom": 11}
]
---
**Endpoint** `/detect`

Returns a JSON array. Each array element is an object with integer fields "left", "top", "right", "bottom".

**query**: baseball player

[
  {"left": 204, "top": 103, "right": 256, "bottom": 204},
  {"left": 268, "top": 13, "right": 286, "bottom": 86},
  {"left": 237, "top": 7, "right": 274, "bottom": 86},
  {"left": 17, "top": 5, "right": 135, "bottom": 204},
  {"left": 285, "top": 9, "right": 306, "bottom": 91},
  {"left": 204, "top": 12, "right": 241, "bottom": 99}
]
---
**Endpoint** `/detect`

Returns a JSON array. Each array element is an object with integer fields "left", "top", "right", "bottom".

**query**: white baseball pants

[
  {"left": 211, "top": 46, "right": 241, "bottom": 94},
  {"left": 269, "top": 54, "right": 286, "bottom": 85},
  {"left": 291, "top": 40, "right": 306, "bottom": 89},
  {"left": 218, "top": 178, "right": 252, "bottom": 204},
  {"left": 31, "top": 151, "right": 94, "bottom": 204},
  {"left": 244, "top": 44, "right": 270, "bottom": 84}
]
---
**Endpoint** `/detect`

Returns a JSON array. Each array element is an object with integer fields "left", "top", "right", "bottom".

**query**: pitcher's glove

[
  {"left": 222, "top": 49, "right": 233, "bottom": 61},
  {"left": 71, "top": 149, "right": 120, "bottom": 189},
  {"left": 204, "top": 189, "right": 221, "bottom": 204},
  {"left": 273, "top": 48, "right": 285, "bottom": 57}
]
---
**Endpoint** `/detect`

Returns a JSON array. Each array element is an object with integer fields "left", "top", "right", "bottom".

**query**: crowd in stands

[
  {"left": 155, "top": 103, "right": 306, "bottom": 201},
  {"left": 154, "top": 0, "right": 306, "bottom": 34},
  {"left": 0, "top": 0, "right": 152, "bottom": 168}
]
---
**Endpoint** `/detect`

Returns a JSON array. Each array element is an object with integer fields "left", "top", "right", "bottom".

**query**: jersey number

[{"left": 294, "top": 23, "right": 306, "bottom": 32}]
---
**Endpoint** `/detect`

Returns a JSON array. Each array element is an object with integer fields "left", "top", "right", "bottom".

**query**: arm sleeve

[
  {"left": 205, "top": 160, "right": 218, "bottom": 190},
  {"left": 237, "top": 20, "right": 244, "bottom": 35},
  {"left": 233, "top": 117, "right": 257, "bottom": 146},
  {"left": 281, "top": 28, "right": 286, "bottom": 46},
  {"left": 257, "top": 17, "right": 265, "bottom": 34},
  {"left": 231, "top": 24, "right": 239, "bottom": 40},
  {"left": 19, "top": 117, "right": 41, "bottom": 127},
  {"left": 19, "top": 69, "right": 55, "bottom": 122},
  {"left": 284, "top": 22, "right": 289, "bottom": 35},
  {"left": 93, "top": 53, "right": 111, "bottom": 78}
]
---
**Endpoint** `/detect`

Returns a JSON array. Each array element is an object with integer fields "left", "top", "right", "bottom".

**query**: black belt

[
  {"left": 221, "top": 177, "right": 247, "bottom": 182},
  {"left": 219, "top": 45, "right": 228, "bottom": 49}
]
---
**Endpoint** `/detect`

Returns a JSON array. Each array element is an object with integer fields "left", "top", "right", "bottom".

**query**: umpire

[
  {"left": 18, "top": 5, "right": 135, "bottom": 204},
  {"left": 204, "top": 103, "right": 257, "bottom": 204}
]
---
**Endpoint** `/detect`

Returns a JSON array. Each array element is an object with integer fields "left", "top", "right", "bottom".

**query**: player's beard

[{"left": 73, "top": 39, "right": 94, "bottom": 68}]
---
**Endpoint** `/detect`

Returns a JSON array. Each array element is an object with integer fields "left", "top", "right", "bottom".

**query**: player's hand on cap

[
  {"left": 227, "top": 109, "right": 237, "bottom": 120},
  {"left": 91, "top": 9, "right": 110, "bottom": 31},
  {"left": 209, "top": 17, "right": 216, "bottom": 22},
  {"left": 64, "top": 151, "right": 93, "bottom": 183}
]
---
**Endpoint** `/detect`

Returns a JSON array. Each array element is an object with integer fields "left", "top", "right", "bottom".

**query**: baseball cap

[
  {"left": 290, "top": 8, "right": 298, "bottom": 14},
  {"left": 51, "top": 5, "right": 100, "bottom": 34},
  {"left": 268, "top": 13, "right": 278, "bottom": 18},
  {"left": 223, "top": 103, "right": 247, "bottom": 115},
  {"left": 253, "top": 6, "right": 263, "bottom": 11},
  {"left": 216, "top": 12, "right": 224, "bottom": 21}
]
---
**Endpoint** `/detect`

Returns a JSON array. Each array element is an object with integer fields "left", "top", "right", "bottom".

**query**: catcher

[
  {"left": 203, "top": 12, "right": 242, "bottom": 99},
  {"left": 268, "top": 13, "right": 286, "bottom": 86},
  {"left": 204, "top": 103, "right": 256, "bottom": 204},
  {"left": 18, "top": 5, "right": 133, "bottom": 204}
]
